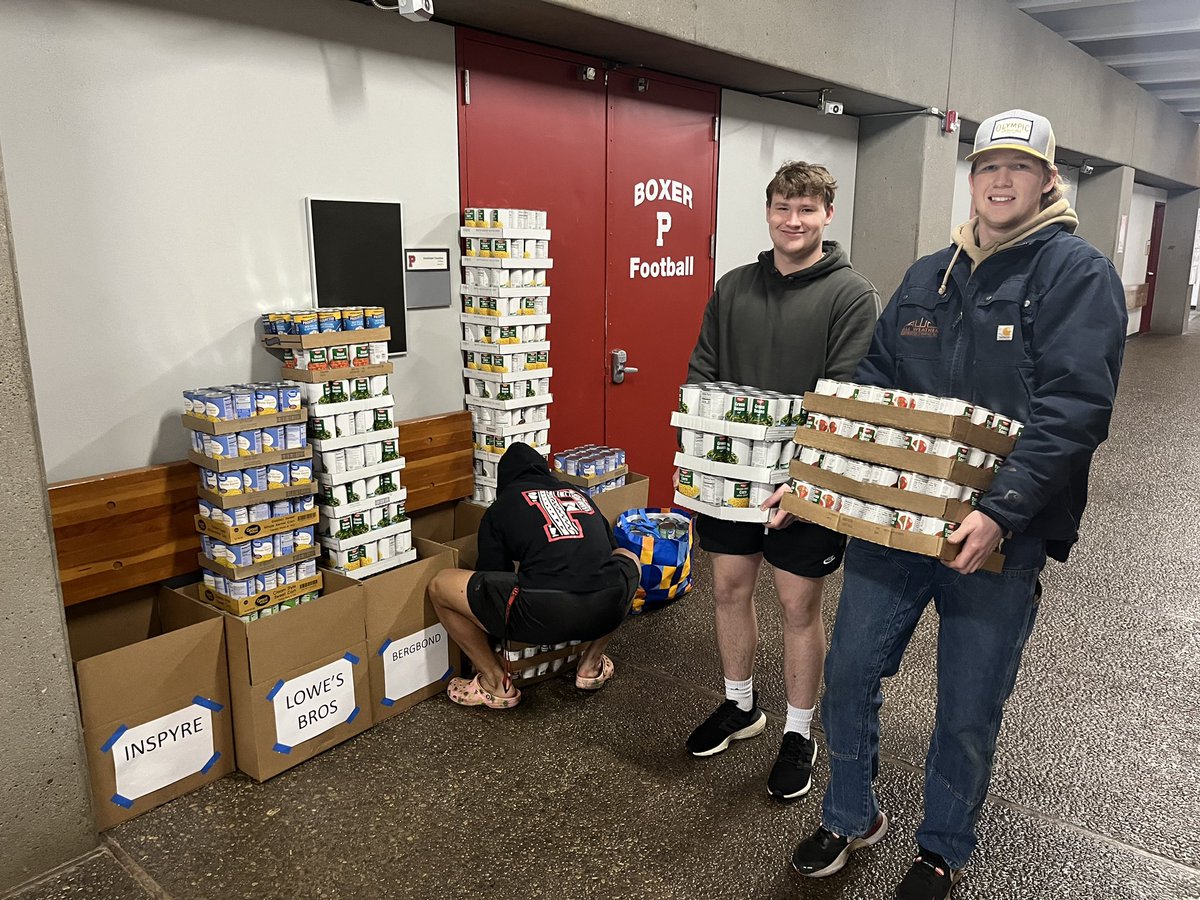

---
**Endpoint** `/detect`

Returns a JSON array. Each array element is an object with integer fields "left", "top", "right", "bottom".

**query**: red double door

[{"left": 457, "top": 31, "right": 719, "bottom": 506}]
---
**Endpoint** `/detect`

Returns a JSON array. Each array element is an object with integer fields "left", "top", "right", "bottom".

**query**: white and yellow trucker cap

[{"left": 966, "top": 109, "right": 1056, "bottom": 165}]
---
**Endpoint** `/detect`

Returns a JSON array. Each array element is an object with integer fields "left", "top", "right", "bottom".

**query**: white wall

[
  {"left": 0, "top": 0, "right": 464, "bottom": 481},
  {"left": 715, "top": 91, "right": 859, "bottom": 279}
]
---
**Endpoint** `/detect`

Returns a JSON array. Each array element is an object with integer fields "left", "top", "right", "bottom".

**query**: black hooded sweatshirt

[{"left": 475, "top": 443, "right": 619, "bottom": 593}]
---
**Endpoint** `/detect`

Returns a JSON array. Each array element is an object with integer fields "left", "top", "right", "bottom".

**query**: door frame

[{"left": 1140, "top": 201, "right": 1167, "bottom": 334}]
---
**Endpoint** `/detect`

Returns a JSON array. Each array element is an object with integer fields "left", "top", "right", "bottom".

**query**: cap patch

[{"left": 991, "top": 117, "right": 1034, "bottom": 143}]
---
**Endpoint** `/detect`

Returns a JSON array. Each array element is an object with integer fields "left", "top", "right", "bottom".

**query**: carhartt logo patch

[
  {"left": 901, "top": 318, "right": 939, "bottom": 338},
  {"left": 996, "top": 325, "right": 1014, "bottom": 341}
]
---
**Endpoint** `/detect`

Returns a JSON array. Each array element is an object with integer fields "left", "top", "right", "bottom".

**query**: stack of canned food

[
  {"left": 260, "top": 306, "right": 386, "bottom": 336},
  {"left": 678, "top": 383, "right": 806, "bottom": 426},
  {"left": 461, "top": 321, "right": 548, "bottom": 344},
  {"left": 463, "top": 207, "right": 549, "bottom": 231},
  {"left": 463, "top": 266, "right": 548, "bottom": 290},
  {"left": 320, "top": 498, "right": 412, "bottom": 572},
  {"left": 184, "top": 382, "right": 303, "bottom": 424},
  {"left": 463, "top": 348, "right": 550, "bottom": 374},
  {"left": 284, "top": 341, "right": 389, "bottom": 372},
  {"left": 465, "top": 375, "right": 550, "bottom": 400},
  {"left": 555, "top": 445, "right": 628, "bottom": 494},
  {"left": 812, "top": 379, "right": 1025, "bottom": 439},
  {"left": 199, "top": 528, "right": 320, "bottom": 599},
  {"left": 461, "top": 295, "right": 548, "bottom": 317},
  {"left": 468, "top": 403, "right": 549, "bottom": 431},
  {"left": 498, "top": 640, "right": 583, "bottom": 682},
  {"left": 789, "top": 478, "right": 964, "bottom": 538},
  {"left": 462, "top": 236, "right": 550, "bottom": 260}
]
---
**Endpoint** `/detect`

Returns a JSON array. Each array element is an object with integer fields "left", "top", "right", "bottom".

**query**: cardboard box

[
  {"left": 364, "top": 538, "right": 463, "bottom": 721},
  {"left": 262, "top": 326, "right": 391, "bottom": 350},
  {"left": 287, "top": 361, "right": 393, "bottom": 383},
  {"left": 68, "top": 588, "right": 235, "bottom": 830},
  {"left": 672, "top": 491, "right": 771, "bottom": 523},
  {"left": 197, "top": 546, "right": 319, "bottom": 581},
  {"left": 173, "top": 571, "right": 371, "bottom": 782},
  {"left": 187, "top": 446, "right": 311, "bottom": 474},
  {"left": 181, "top": 408, "right": 306, "bottom": 436},
  {"left": 411, "top": 500, "right": 487, "bottom": 546},
  {"left": 592, "top": 472, "right": 650, "bottom": 524},
  {"left": 673, "top": 453, "right": 789, "bottom": 485},
  {"left": 195, "top": 507, "right": 319, "bottom": 544},
  {"left": 198, "top": 573, "right": 323, "bottom": 617},
  {"left": 801, "top": 393, "right": 1016, "bottom": 457},
  {"left": 780, "top": 493, "right": 1004, "bottom": 573},
  {"left": 557, "top": 464, "right": 629, "bottom": 489}
]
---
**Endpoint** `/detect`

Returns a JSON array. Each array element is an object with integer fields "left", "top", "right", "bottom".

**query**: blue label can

[
  {"left": 285, "top": 424, "right": 307, "bottom": 449},
  {"left": 241, "top": 466, "right": 268, "bottom": 493},
  {"left": 254, "top": 385, "right": 279, "bottom": 416},
  {"left": 266, "top": 463, "right": 290, "bottom": 488},
  {"left": 238, "top": 429, "right": 263, "bottom": 456},
  {"left": 271, "top": 499, "right": 292, "bottom": 517},
  {"left": 261, "top": 426, "right": 283, "bottom": 453},
  {"left": 249, "top": 503, "right": 272, "bottom": 522},
  {"left": 278, "top": 384, "right": 302, "bottom": 412}
]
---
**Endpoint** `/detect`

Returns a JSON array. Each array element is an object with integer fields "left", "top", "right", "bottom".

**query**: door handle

[{"left": 611, "top": 349, "right": 639, "bottom": 384}]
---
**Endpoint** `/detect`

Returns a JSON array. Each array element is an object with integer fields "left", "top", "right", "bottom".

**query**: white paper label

[
  {"left": 112, "top": 703, "right": 215, "bottom": 803},
  {"left": 383, "top": 624, "right": 450, "bottom": 702},
  {"left": 272, "top": 657, "right": 356, "bottom": 749},
  {"left": 405, "top": 250, "right": 449, "bottom": 271}
]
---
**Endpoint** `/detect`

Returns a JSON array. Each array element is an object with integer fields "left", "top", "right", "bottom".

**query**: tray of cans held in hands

[{"left": 779, "top": 380, "right": 1020, "bottom": 572}]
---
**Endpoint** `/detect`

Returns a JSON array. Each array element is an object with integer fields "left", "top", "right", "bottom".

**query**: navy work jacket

[{"left": 855, "top": 224, "right": 1127, "bottom": 561}]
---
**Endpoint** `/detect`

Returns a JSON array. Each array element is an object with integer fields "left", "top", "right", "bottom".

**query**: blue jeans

[{"left": 820, "top": 536, "right": 1045, "bottom": 870}]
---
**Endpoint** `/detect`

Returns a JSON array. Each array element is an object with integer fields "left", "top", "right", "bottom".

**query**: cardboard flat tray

[
  {"left": 199, "top": 546, "right": 319, "bottom": 581},
  {"left": 327, "top": 548, "right": 418, "bottom": 580},
  {"left": 466, "top": 257, "right": 553, "bottom": 269},
  {"left": 791, "top": 428, "right": 995, "bottom": 492},
  {"left": 319, "top": 520, "right": 413, "bottom": 553},
  {"left": 466, "top": 394, "right": 553, "bottom": 411},
  {"left": 460, "top": 340, "right": 551, "bottom": 355},
  {"left": 311, "top": 427, "right": 400, "bottom": 453},
  {"left": 181, "top": 409, "right": 306, "bottom": 436},
  {"left": 670, "top": 411, "right": 795, "bottom": 442},
  {"left": 674, "top": 452, "right": 791, "bottom": 485},
  {"left": 463, "top": 367, "right": 554, "bottom": 383},
  {"left": 460, "top": 227, "right": 551, "bottom": 240},
  {"left": 556, "top": 464, "right": 629, "bottom": 489},
  {"left": 188, "top": 446, "right": 311, "bottom": 473},
  {"left": 262, "top": 327, "right": 390, "bottom": 350},
  {"left": 472, "top": 419, "right": 551, "bottom": 438},
  {"left": 459, "top": 285, "right": 551, "bottom": 298},
  {"left": 198, "top": 573, "right": 324, "bottom": 617},
  {"left": 315, "top": 459, "right": 406, "bottom": 487},
  {"left": 672, "top": 491, "right": 771, "bottom": 523},
  {"left": 779, "top": 494, "right": 1004, "bottom": 573},
  {"left": 307, "top": 395, "right": 394, "bottom": 418},
  {"left": 474, "top": 446, "right": 550, "bottom": 461},
  {"left": 318, "top": 488, "right": 408, "bottom": 520},
  {"left": 788, "top": 461, "right": 975, "bottom": 522},
  {"left": 287, "top": 362, "right": 393, "bottom": 383},
  {"left": 197, "top": 481, "right": 318, "bottom": 510},
  {"left": 194, "top": 508, "right": 320, "bottom": 544},
  {"left": 460, "top": 313, "right": 551, "bottom": 327},
  {"left": 802, "top": 393, "right": 1016, "bottom": 457}
]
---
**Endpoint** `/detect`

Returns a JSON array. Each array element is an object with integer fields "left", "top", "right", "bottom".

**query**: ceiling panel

[{"left": 1009, "top": 0, "right": 1200, "bottom": 122}]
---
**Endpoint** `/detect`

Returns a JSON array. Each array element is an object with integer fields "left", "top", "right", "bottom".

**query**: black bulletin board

[{"left": 306, "top": 198, "right": 408, "bottom": 355}]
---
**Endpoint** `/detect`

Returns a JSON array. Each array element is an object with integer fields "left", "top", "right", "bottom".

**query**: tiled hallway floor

[{"left": 12, "top": 334, "right": 1200, "bottom": 900}]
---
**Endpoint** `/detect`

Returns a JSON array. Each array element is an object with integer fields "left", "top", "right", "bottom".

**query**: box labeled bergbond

[
  {"left": 366, "top": 538, "right": 463, "bottom": 722},
  {"left": 173, "top": 571, "right": 371, "bottom": 782},
  {"left": 69, "top": 588, "right": 235, "bottom": 830}
]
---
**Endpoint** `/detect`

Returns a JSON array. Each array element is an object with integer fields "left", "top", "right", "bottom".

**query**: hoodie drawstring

[{"left": 938, "top": 242, "right": 965, "bottom": 296}]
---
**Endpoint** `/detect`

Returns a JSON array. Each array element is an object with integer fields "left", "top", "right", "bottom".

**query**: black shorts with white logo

[
  {"left": 467, "top": 555, "right": 640, "bottom": 644},
  {"left": 696, "top": 515, "right": 846, "bottom": 578}
]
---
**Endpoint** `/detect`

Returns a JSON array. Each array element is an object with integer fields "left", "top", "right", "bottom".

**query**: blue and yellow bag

[{"left": 613, "top": 508, "right": 694, "bottom": 614}]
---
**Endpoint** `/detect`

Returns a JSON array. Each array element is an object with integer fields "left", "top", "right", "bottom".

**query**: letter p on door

[{"left": 656, "top": 211, "right": 672, "bottom": 247}]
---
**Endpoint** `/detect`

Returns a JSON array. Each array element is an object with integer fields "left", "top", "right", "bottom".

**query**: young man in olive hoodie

[{"left": 683, "top": 162, "right": 880, "bottom": 801}]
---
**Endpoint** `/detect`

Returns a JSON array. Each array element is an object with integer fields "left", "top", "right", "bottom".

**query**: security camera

[
  {"left": 818, "top": 98, "right": 844, "bottom": 116},
  {"left": 395, "top": 0, "right": 433, "bottom": 21}
]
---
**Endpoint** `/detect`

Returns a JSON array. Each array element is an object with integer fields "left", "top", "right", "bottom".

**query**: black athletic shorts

[
  {"left": 467, "top": 555, "right": 640, "bottom": 644},
  {"left": 696, "top": 514, "right": 846, "bottom": 578}
]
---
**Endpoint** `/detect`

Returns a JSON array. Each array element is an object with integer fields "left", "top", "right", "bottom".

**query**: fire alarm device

[{"left": 943, "top": 109, "right": 960, "bottom": 134}]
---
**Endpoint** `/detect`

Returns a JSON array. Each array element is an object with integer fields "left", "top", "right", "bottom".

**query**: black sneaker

[
  {"left": 767, "top": 731, "right": 817, "bottom": 801},
  {"left": 686, "top": 694, "right": 767, "bottom": 757},
  {"left": 791, "top": 811, "right": 889, "bottom": 878},
  {"left": 895, "top": 847, "right": 962, "bottom": 900}
]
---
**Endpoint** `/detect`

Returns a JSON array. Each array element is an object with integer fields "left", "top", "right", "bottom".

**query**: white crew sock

[
  {"left": 724, "top": 676, "right": 754, "bottom": 712},
  {"left": 785, "top": 703, "right": 815, "bottom": 738}
]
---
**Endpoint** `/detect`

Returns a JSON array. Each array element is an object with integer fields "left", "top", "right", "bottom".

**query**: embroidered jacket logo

[{"left": 901, "top": 317, "right": 939, "bottom": 338}]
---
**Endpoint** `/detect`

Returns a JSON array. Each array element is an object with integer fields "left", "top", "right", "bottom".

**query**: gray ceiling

[{"left": 1009, "top": 0, "right": 1200, "bottom": 123}]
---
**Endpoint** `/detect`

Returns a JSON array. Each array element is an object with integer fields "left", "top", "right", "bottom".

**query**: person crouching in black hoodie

[{"left": 429, "top": 442, "right": 642, "bottom": 709}]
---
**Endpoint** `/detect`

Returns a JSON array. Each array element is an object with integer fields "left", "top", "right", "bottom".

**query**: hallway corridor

[{"left": 11, "top": 334, "right": 1200, "bottom": 900}]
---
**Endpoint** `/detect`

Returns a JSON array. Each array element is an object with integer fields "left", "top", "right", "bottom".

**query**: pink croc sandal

[
  {"left": 575, "top": 654, "right": 615, "bottom": 691},
  {"left": 447, "top": 674, "right": 521, "bottom": 709}
]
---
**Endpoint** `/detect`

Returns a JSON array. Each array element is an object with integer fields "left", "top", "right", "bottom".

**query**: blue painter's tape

[
  {"left": 344, "top": 652, "right": 360, "bottom": 665},
  {"left": 200, "top": 751, "right": 221, "bottom": 775},
  {"left": 346, "top": 706, "right": 361, "bottom": 724},
  {"left": 101, "top": 725, "right": 128, "bottom": 754},
  {"left": 193, "top": 696, "right": 223, "bottom": 713},
  {"left": 266, "top": 680, "right": 285, "bottom": 702},
  {"left": 377, "top": 639, "right": 392, "bottom": 657},
  {"left": 380, "top": 697, "right": 396, "bottom": 707},
  {"left": 440, "top": 665, "right": 455, "bottom": 682},
  {"left": 273, "top": 742, "right": 293, "bottom": 755},
  {"left": 111, "top": 793, "right": 134, "bottom": 809}
]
